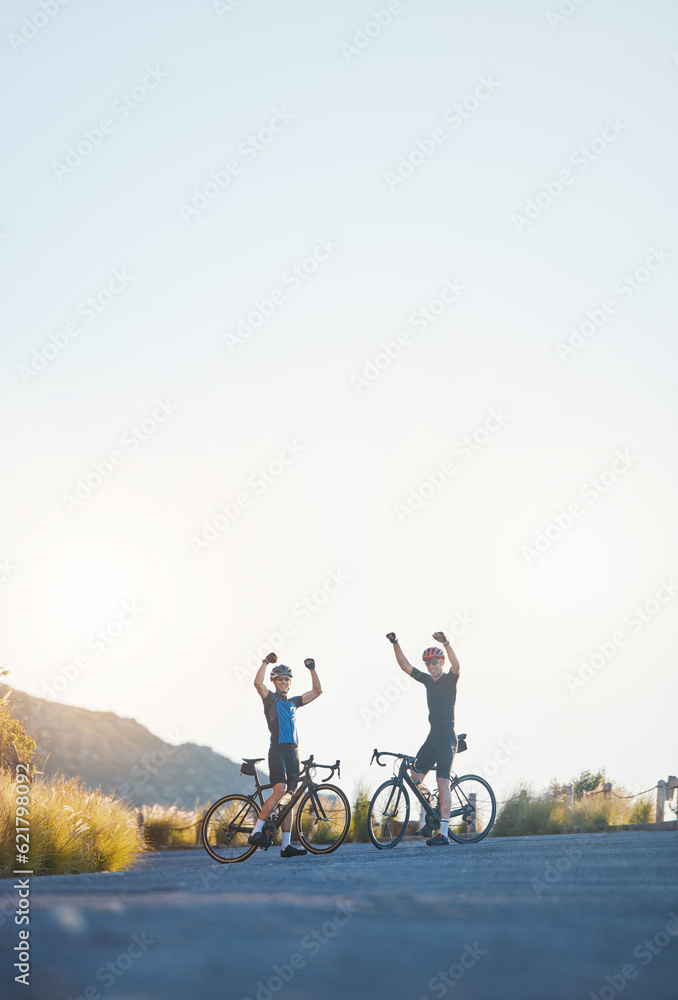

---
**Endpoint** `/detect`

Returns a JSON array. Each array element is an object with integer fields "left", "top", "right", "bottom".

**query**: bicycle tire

[
  {"left": 446, "top": 774, "right": 496, "bottom": 843},
  {"left": 367, "top": 779, "right": 410, "bottom": 849},
  {"left": 295, "top": 783, "right": 351, "bottom": 854},
  {"left": 202, "top": 794, "right": 260, "bottom": 863}
]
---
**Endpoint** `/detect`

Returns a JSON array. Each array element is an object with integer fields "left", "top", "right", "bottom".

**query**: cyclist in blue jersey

[
  {"left": 386, "top": 630, "right": 460, "bottom": 846},
  {"left": 248, "top": 651, "right": 322, "bottom": 857}
]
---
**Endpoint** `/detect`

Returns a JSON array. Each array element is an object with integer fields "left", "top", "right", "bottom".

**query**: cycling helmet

[
  {"left": 422, "top": 646, "right": 445, "bottom": 662},
  {"left": 270, "top": 663, "right": 293, "bottom": 680}
]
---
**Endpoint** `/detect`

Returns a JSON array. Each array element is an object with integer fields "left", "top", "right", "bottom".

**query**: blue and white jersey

[{"left": 263, "top": 690, "right": 304, "bottom": 745}]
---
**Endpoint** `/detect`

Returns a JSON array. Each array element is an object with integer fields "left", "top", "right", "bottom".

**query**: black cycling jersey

[
  {"left": 262, "top": 689, "right": 304, "bottom": 746},
  {"left": 410, "top": 667, "right": 457, "bottom": 728}
]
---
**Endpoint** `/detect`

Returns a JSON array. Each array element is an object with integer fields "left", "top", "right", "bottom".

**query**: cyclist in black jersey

[
  {"left": 386, "top": 630, "right": 460, "bottom": 846},
  {"left": 248, "top": 651, "right": 322, "bottom": 857}
]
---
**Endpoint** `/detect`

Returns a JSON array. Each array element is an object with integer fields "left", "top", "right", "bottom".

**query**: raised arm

[
  {"left": 301, "top": 658, "right": 322, "bottom": 705},
  {"left": 253, "top": 651, "right": 277, "bottom": 699},
  {"left": 386, "top": 632, "right": 416, "bottom": 675},
  {"left": 433, "top": 631, "right": 460, "bottom": 676}
]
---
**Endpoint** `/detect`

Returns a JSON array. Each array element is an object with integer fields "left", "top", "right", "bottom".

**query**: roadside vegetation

[
  {"left": 0, "top": 672, "right": 144, "bottom": 876},
  {"left": 492, "top": 769, "right": 654, "bottom": 837}
]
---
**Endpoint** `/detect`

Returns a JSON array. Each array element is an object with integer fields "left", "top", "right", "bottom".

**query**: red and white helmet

[{"left": 422, "top": 646, "right": 445, "bottom": 662}]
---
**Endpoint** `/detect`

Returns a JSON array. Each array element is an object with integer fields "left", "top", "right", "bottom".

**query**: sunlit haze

[{"left": 2, "top": 0, "right": 678, "bottom": 805}]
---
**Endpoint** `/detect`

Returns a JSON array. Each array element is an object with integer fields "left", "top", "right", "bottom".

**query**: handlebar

[
  {"left": 300, "top": 755, "right": 342, "bottom": 781},
  {"left": 370, "top": 749, "right": 415, "bottom": 768}
]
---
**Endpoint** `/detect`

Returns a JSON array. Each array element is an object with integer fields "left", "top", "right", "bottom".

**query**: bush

[
  {"left": 349, "top": 782, "right": 370, "bottom": 842},
  {"left": 492, "top": 771, "right": 656, "bottom": 837},
  {"left": 141, "top": 804, "right": 200, "bottom": 848},
  {"left": 0, "top": 683, "right": 38, "bottom": 775},
  {"left": 0, "top": 771, "right": 144, "bottom": 876}
]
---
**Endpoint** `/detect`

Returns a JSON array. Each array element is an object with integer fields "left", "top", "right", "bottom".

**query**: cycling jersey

[
  {"left": 410, "top": 667, "right": 458, "bottom": 728},
  {"left": 262, "top": 690, "right": 304, "bottom": 746}
]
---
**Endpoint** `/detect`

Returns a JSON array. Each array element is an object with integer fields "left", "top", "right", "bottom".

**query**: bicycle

[
  {"left": 367, "top": 735, "right": 496, "bottom": 848},
  {"left": 201, "top": 754, "right": 351, "bottom": 863}
]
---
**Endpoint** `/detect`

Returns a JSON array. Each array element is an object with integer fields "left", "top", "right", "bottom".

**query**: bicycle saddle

[{"left": 242, "top": 757, "right": 265, "bottom": 764}]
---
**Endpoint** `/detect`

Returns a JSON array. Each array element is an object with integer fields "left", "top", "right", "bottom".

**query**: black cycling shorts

[
  {"left": 268, "top": 743, "right": 300, "bottom": 790},
  {"left": 414, "top": 727, "right": 457, "bottom": 779}
]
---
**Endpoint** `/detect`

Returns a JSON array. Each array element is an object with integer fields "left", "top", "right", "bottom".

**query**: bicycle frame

[
  {"left": 378, "top": 753, "right": 474, "bottom": 825},
  {"left": 241, "top": 756, "right": 341, "bottom": 834}
]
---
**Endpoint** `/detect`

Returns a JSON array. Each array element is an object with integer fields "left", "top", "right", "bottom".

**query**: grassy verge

[
  {"left": 141, "top": 804, "right": 202, "bottom": 848},
  {"left": 492, "top": 781, "right": 654, "bottom": 837},
  {"left": 0, "top": 771, "right": 145, "bottom": 876}
]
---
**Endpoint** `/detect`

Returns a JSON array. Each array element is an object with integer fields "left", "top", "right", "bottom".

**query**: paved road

[{"left": 2, "top": 832, "right": 677, "bottom": 1000}]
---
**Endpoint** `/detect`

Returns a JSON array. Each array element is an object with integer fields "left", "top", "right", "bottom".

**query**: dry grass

[
  {"left": 141, "top": 803, "right": 202, "bottom": 848},
  {"left": 0, "top": 770, "right": 145, "bottom": 876},
  {"left": 493, "top": 782, "right": 655, "bottom": 837}
]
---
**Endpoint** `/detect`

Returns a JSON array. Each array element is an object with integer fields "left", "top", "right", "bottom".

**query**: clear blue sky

[{"left": 2, "top": 0, "right": 678, "bottom": 804}]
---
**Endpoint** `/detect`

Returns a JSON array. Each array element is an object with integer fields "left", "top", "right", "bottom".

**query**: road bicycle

[
  {"left": 201, "top": 754, "right": 351, "bottom": 863},
  {"left": 367, "top": 736, "right": 496, "bottom": 848}
]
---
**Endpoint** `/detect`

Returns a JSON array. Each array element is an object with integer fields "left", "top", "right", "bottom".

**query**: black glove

[
  {"left": 432, "top": 632, "right": 448, "bottom": 645},
  {"left": 264, "top": 651, "right": 277, "bottom": 664},
  {"left": 304, "top": 658, "right": 315, "bottom": 670},
  {"left": 386, "top": 632, "right": 397, "bottom": 644}
]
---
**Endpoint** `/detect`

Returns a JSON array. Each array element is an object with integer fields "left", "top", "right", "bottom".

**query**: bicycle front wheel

[
  {"left": 447, "top": 775, "right": 496, "bottom": 843},
  {"left": 295, "top": 784, "right": 351, "bottom": 854},
  {"left": 202, "top": 794, "right": 260, "bottom": 863},
  {"left": 367, "top": 779, "right": 410, "bottom": 849}
]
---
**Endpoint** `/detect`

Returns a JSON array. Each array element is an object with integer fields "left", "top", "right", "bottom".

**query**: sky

[{"left": 2, "top": 0, "right": 677, "bottom": 808}]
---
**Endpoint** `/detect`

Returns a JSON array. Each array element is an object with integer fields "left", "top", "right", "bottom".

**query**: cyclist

[
  {"left": 248, "top": 652, "right": 322, "bottom": 857},
  {"left": 386, "top": 630, "right": 460, "bottom": 846}
]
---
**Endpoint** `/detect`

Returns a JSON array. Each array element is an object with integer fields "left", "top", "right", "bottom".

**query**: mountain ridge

[{"left": 2, "top": 686, "right": 266, "bottom": 809}]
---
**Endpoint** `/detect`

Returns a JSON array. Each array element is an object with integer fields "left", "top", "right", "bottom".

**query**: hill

[{"left": 1, "top": 686, "right": 266, "bottom": 809}]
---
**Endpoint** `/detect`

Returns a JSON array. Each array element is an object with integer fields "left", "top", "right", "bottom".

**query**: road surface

[{"left": 2, "top": 832, "right": 677, "bottom": 1000}]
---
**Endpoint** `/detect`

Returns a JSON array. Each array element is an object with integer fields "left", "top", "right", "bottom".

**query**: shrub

[
  {"left": 0, "top": 682, "right": 38, "bottom": 775},
  {"left": 349, "top": 782, "right": 370, "bottom": 842},
  {"left": 141, "top": 803, "right": 200, "bottom": 848},
  {"left": 0, "top": 771, "right": 144, "bottom": 876}
]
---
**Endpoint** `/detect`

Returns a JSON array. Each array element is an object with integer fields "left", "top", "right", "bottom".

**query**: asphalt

[{"left": 1, "top": 832, "right": 677, "bottom": 1000}]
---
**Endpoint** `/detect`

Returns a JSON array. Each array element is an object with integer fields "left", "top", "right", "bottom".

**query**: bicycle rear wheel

[
  {"left": 367, "top": 779, "right": 410, "bottom": 849},
  {"left": 447, "top": 775, "right": 496, "bottom": 843},
  {"left": 202, "top": 794, "right": 259, "bottom": 863},
  {"left": 295, "top": 783, "right": 351, "bottom": 854}
]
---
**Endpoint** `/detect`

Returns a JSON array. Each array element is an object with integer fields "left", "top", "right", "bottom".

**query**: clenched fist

[
  {"left": 432, "top": 632, "right": 448, "bottom": 645},
  {"left": 386, "top": 632, "right": 397, "bottom": 644},
  {"left": 264, "top": 651, "right": 277, "bottom": 663}
]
